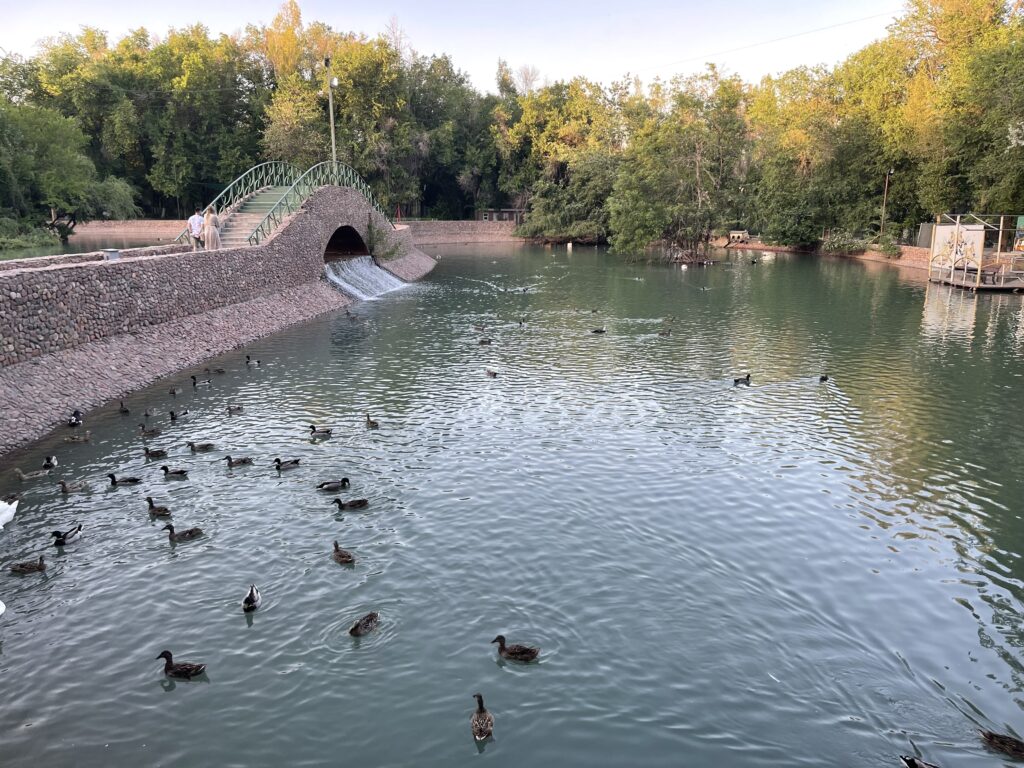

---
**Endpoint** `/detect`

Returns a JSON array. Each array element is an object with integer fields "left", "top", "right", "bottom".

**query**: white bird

[
  {"left": 242, "top": 584, "right": 262, "bottom": 613},
  {"left": 0, "top": 494, "right": 19, "bottom": 529}
]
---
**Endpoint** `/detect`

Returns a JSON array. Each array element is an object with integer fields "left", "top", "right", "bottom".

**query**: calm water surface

[
  {"left": 2, "top": 246, "right": 1024, "bottom": 767},
  {"left": 0, "top": 234, "right": 167, "bottom": 261}
]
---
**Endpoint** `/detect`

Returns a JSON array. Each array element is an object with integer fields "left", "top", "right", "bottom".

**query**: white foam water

[{"left": 324, "top": 256, "right": 407, "bottom": 300}]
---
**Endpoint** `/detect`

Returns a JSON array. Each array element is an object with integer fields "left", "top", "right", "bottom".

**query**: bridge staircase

[{"left": 217, "top": 187, "right": 294, "bottom": 249}]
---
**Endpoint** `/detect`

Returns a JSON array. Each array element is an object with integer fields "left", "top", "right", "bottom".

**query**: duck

[
  {"left": 591, "top": 326, "right": 607, "bottom": 334},
  {"left": 819, "top": 374, "right": 829, "bottom": 383},
  {"left": 242, "top": 584, "right": 262, "bottom": 613},
  {"left": 143, "top": 446, "right": 168, "bottom": 459},
  {"left": 139, "top": 424, "right": 161, "bottom": 439},
  {"left": 365, "top": 414, "right": 379, "bottom": 430},
  {"left": 332, "top": 540, "right": 355, "bottom": 564},
  {"left": 485, "top": 369, "right": 498, "bottom": 378},
  {"left": 309, "top": 424, "right": 333, "bottom": 439},
  {"left": 155, "top": 650, "right": 206, "bottom": 679},
  {"left": 162, "top": 523, "right": 203, "bottom": 543},
  {"left": 160, "top": 465, "right": 189, "bottom": 479},
  {"left": 981, "top": 730, "right": 1024, "bottom": 759},
  {"left": 168, "top": 387, "right": 182, "bottom": 396},
  {"left": 205, "top": 367, "right": 226, "bottom": 375},
  {"left": 50, "top": 524, "right": 83, "bottom": 547},
  {"left": 169, "top": 409, "right": 189, "bottom": 422},
  {"left": 733, "top": 373, "right": 751, "bottom": 386},
  {"left": 64, "top": 430, "right": 92, "bottom": 443},
  {"left": 491, "top": 634, "right": 540, "bottom": 662},
  {"left": 190, "top": 375, "right": 211, "bottom": 388},
  {"left": 317, "top": 479, "right": 350, "bottom": 492},
  {"left": 187, "top": 441, "right": 215, "bottom": 452},
  {"left": 246, "top": 355, "right": 261, "bottom": 368},
  {"left": 67, "top": 409, "right": 83, "bottom": 427},
  {"left": 333, "top": 498, "right": 369, "bottom": 510},
  {"left": 14, "top": 467, "right": 50, "bottom": 481},
  {"left": 10, "top": 555, "right": 46, "bottom": 574},
  {"left": 58, "top": 480, "right": 87, "bottom": 494},
  {"left": 118, "top": 400, "right": 130, "bottom": 414},
  {"left": 226, "top": 404, "right": 244, "bottom": 415},
  {"left": 108, "top": 473, "right": 142, "bottom": 485},
  {"left": 224, "top": 455, "right": 254, "bottom": 468},
  {"left": 473, "top": 323, "right": 486, "bottom": 332},
  {"left": 0, "top": 493, "right": 20, "bottom": 529},
  {"left": 43, "top": 456, "right": 58, "bottom": 470},
  {"left": 145, "top": 497, "right": 171, "bottom": 516},
  {"left": 470, "top": 693, "right": 495, "bottom": 742},
  {"left": 899, "top": 757, "right": 940, "bottom": 768},
  {"left": 273, "top": 458, "right": 300, "bottom": 471},
  {"left": 658, "top": 328, "right": 672, "bottom": 337},
  {"left": 348, "top": 611, "right": 379, "bottom": 636},
  {"left": 478, "top": 338, "right": 492, "bottom": 345}
]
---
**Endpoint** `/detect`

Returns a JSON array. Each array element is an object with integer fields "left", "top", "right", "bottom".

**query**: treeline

[{"left": 0, "top": 0, "right": 1021, "bottom": 253}]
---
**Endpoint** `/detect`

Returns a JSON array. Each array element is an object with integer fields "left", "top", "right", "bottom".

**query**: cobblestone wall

[{"left": 0, "top": 186, "right": 430, "bottom": 368}]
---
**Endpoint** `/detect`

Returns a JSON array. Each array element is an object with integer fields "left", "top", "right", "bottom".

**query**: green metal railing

[
  {"left": 175, "top": 161, "right": 303, "bottom": 243},
  {"left": 247, "top": 161, "right": 393, "bottom": 246}
]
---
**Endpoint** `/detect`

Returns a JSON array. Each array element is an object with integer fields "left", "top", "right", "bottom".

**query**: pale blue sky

[{"left": 0, "top": 0, "right": 907, "bottom": 92}]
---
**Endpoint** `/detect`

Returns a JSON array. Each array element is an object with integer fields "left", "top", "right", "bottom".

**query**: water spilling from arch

[{"left": 324, "top": 255, "right": 407, "bottom": 300}]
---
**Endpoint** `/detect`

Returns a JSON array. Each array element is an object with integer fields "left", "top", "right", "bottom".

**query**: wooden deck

[{"left": 929, "top": 270, "right": 1024, "bottom": 292}]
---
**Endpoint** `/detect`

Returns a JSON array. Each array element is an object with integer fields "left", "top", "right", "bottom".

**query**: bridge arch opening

[{"left": 324, "top": 225, "right": 369, "bottom": 261}]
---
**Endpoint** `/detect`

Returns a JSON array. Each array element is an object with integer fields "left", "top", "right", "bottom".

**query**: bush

[
  {"left": 820, "top": 230, "right": 867, "bottom": 255},
  {"left": 0, "top": 217, "right": 61, "bottom": 250},
  {"left": 877, "top": 233, "right": 902, "bottom": 258}
]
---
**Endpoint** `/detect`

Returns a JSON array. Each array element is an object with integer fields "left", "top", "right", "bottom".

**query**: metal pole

[
  {"left": 880, "top": 168, "right": 893, "bottom": 237},
  {"left": 325, "top": 57, "right": 337, "bottom": 165}
]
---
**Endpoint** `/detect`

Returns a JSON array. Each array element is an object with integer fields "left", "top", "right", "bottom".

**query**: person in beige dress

[{"left": 203, "top": 208, "right": 222, "bottom": 250}]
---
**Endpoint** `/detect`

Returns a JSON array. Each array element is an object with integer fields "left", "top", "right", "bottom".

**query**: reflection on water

[{"left": 1, "top": 247, "right": 1023, "bottom": 767}]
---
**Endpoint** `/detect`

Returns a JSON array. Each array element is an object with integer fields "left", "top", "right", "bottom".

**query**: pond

[
  {"left": 1, "top": 246, "right": 1024, "bottom": 767},
  {"left": 0, "top": 234, "right": 169, "bottom": 262}
]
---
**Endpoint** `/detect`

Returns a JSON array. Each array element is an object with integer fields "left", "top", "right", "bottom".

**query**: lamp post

[
  {"left": 880, "top": 167, "right": 894, "bottom": 237},
  {"left": 324, "top": 56, "right": 337, "bottom": 165}
]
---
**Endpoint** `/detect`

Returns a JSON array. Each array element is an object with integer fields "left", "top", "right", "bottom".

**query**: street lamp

[
  {"left": 324, "top": 57, "right": 338, "bottom": 165},
  {"left": 880, "top": 167, "right": 894, "bottom": 237}
]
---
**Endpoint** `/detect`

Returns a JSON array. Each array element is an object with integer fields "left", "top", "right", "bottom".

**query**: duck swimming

[
  {"left": 332, "top": 541, "right": 355, "bottom": 564},
  {"left": 365, "top": 414, "right": 379, "bottom": 429},
  {"left": 160, "top": 466, "right": 188, "bottom": 479},
  {"left": 246, "top": 355, "right": 261, "bottom": 368},
  {"left": 14, "top": 467, "right": 50, "bottom": 481},
  {"left": 470, "top": 693, "right": 494, "bottom": 742},
  {"left": 591, "top": 326, "right": 607, "bottom": 334},
  {"left": 190, "top": 375, "right": 211, "bottom": 388},
  {"left": 169, "top": 409, "right": 189, "bottom": 422},
  {"left": 58, "top": 480, "right": 87, "bottom": 494},
  {"left": 10, "top": 555, "right": 46, "bottom": 574},
  {"left": 733, "top": 373, "right": 751, "bottom": 386},
  {"left": 348, "top": 611, "right": 379, "bottom": 636},
  {"left": 333, "top": 498, "right": 369, "bottom": 510},
  {"left": 67, "top": 409, "right": 83, "bottom": 427},
  {"left": 226, "top": 404, "right": 244, "bottom": 415},
  {"left": 162, "top": 523, "right": 203, "bottom": 543},
  {"left": 491, "top": 634, "right": 540, "bottom": 662},
  {"left": 187, "top": 441, "right": 215, "bottom": 452},
  {"left": 205, "top": 367, "right": 226, "bottom": 375},
  {"left": 309, "top": 424, "right": 333, "bottom": 439},
  {"left": 64, "top": 430, "right": 91, "bottom": 443},
  {"left": 224, "top": 455, "right": 254, "bottom": 468},
  {"left": 118, "top": 400, "right": 130, "bottom": 414},
  {"left": 138, "top": 424, "right": 161, "bottom": 439},
  {"left": 43, "top": 456, "right": 58, "bottom": 470},
  {"left": 819, "top": 374, "right": 829, "bottom": 383},
  {"left": 144, "top": 447, "right": 168, "bottom": 459},
  {"left": 242, "top": 584, "right": 262, "bottom": 613},
  {"left": 317, "top": 479, "right": 350, "bottom": 492},
  {"left": 155, "top": 650, "right": 206, "bottom": 679},
  {"left": 108, "top": 473, "right": 142, "bottom": 486},
  {"left": 50, "top": 524, "right": 83, "bottom": 547},
  {"left": 146, "top": 497, "right": 171, "bottom": 517},
  {"left": 982, "top": 730, "right": 1024, "bottom": 759},
  {"left": 169, "top": 387, "right": 182, "bottom": 396},
  {"left": 273, "top": 458, "right": 300, "bottom": 471}
]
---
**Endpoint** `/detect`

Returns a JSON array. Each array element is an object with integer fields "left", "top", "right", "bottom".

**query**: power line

[{"left": 642, "top": 11, "right": 898, "bottom": 73}]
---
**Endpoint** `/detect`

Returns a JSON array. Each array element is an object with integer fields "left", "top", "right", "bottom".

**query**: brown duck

[
  {"left": 163, "top": 523, "right": 203, "bottom": 542},
  {"left": 348, "top": 611, "right": 379, "bottom": 636},
  {"left": 471, "top": 693, "right": 495, "bottom": 741},
  {"left": 10, "top": 555, "right": 46, "bottom": 574},
  {"left": 332, "top": 541, "right": 355, "bottom": 564},
  {"left": 155, "top": 650, "right": 206, "bottom": 679},
  {"left": 491, "top": 634, "right": 540, "bottom": 662}
]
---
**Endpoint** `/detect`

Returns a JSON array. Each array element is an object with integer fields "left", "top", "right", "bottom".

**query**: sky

[{"left": 0, "top": 0, "right": 908, "bottom": 92}]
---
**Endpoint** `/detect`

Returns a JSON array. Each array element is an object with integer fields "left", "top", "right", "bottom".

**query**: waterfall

[{"left": 324, "top": 256, "right": 407, "bottom": 301}]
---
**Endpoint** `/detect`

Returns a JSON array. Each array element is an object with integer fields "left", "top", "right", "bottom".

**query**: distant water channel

[{"left": 2, "top": 246, "right": 1024, "bottom": 767}]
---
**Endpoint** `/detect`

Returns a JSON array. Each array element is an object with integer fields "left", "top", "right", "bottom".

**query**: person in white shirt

[{"left": 187, "top": 208, "right": 204, "bottom": 251}]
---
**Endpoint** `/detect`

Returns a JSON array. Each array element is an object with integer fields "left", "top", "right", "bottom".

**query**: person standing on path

[
  {"left": 187, "top": 207, "right": 204, "bottom": 251},
  {"left": 203, "top": 207, "right": 222, "bottom": 251}
]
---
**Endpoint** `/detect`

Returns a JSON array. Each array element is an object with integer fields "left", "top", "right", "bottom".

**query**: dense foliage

[{"left": 0, "top": 0, "right": 1020, "bottom": 253}]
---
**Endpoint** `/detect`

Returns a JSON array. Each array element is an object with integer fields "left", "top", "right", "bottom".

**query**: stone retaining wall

[{"left": 407, "top": 220, "right": 521, "bottom": 245}]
